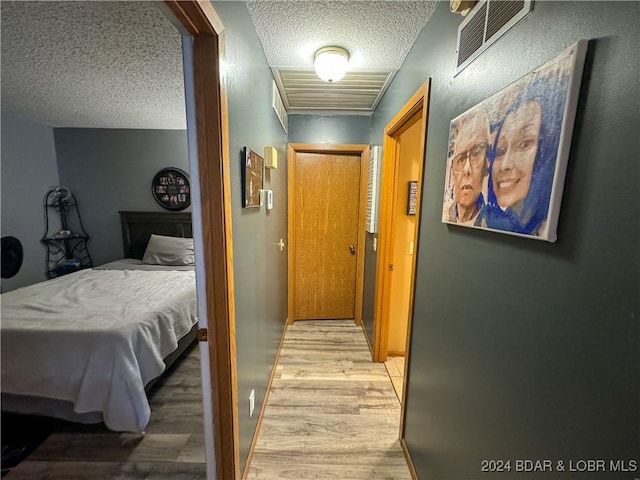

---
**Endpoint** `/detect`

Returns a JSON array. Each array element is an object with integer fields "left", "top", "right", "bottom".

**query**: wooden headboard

[{"left": 119, "top": 211, "right": 193, "bottom": 260}]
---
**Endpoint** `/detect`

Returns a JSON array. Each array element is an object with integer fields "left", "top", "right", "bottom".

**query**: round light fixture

[{"left": 314, "top": 46, "right": 349, "bottom": 83}]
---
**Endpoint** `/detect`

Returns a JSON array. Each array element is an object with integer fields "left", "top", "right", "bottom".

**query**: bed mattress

[{"left": 1, "top": 262, "right": 197, "bottom": 433}]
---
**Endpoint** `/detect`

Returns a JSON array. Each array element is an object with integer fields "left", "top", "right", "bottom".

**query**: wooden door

[
  {"left": 292, "top": 151, "right": 361, "bottom": 320},
  {"left": 387, "top": 110, "right": 422, "bottom": 355}
]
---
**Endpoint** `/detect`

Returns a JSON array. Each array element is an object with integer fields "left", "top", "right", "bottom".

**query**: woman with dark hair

[{"left": 481, "top": 74, "right": 569, "bottom": 236}]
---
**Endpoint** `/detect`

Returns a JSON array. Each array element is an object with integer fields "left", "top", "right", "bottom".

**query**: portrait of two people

[{"left": 442, "top": 42, "right": 585, "bottom": 242}]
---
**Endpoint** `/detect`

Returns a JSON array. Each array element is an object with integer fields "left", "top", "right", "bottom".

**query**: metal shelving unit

[{"left": 42, "top": 186, "right": 93, "bottom": 279}]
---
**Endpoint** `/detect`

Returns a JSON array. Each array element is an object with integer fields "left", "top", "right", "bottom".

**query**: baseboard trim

[
  {"left": 400, "top": 438, "right": 418, "bottom": 479},
  {"left": 241, "top": 319, "right": 289, "bottom": 480}
]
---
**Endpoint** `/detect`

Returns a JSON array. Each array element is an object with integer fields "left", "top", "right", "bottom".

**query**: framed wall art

[
  {"left": 242, "top": 147, "right": 264, "bottom": 208},
  {"left": 152, "top": 167, "right": 191, "bottom": 211},
  {"left": 442, "top": 40, "right": 588, "bottom": 242}
]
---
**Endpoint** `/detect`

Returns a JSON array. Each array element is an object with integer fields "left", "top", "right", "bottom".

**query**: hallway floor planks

[{"left": 246, "top": 319, "right": 411, "bottom": 480}]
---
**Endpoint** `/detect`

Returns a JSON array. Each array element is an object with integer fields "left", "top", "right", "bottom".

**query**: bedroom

[{"left": 1, "top": 2, "right": 208, "bottom": 477}]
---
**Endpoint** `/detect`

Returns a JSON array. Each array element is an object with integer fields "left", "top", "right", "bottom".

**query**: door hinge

[
  {"left": 197, "top": 328, "right": 208, "bottom": 342},
  {"left": 388, "top": 264, "right": 394, "bottom": 271}
]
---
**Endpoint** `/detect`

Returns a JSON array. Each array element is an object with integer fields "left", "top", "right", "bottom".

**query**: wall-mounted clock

[{"left": 151, "top": 167, "right": 191, "bottom": 211}]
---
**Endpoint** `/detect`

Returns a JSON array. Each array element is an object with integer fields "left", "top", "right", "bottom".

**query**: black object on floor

[{"left": 1, "top": 412, "right": 53, "bottom": 477}]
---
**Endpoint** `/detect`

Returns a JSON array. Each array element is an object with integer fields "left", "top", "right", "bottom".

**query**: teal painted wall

[
  {"left": 54, "top": 128, "right": 190, "bottom": 266},
  {"left": 213, "top": 1, "right": 288, "bottom": 470},
  {"left": 1, "top": 112, "right": 60, "bottom": 291},
  {"left": 371, "top": 2, "right": 639, "bottom": 478},
  {"left": 288, "top": 114, "right": 371, "bottom": 144}
]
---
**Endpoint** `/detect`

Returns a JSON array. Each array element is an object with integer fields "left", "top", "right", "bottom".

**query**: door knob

[{"left": 349, "top": 245, "right": 356, "bottom": 254}]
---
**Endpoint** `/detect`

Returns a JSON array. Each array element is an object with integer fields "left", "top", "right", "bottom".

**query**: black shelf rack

[{"left": 41, "top": 187, "right": 93, "bottom": 279}]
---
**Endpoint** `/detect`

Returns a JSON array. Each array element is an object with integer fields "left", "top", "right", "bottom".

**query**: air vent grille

[
  {"left": 455, "top": 0, "right": 532, "bottom": 76},
  {"left": 272, "top": 80, "right": 288, "bottom": 133},
  {"left": 486, "top": 0, "right": 525, "bottom": 40},
  {"left": 366, "top": 146, "right": 381, "bottom": 234},
  {"left": 458, "top": 2, "right": 487, "bottom": 66},
  {"left": 274, "top": 69, "right": 394, "bottom": 114}
]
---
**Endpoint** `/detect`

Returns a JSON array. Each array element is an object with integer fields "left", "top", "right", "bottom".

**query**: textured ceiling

[
  {"left": 1, "top": 1, "right": 185, "bottom": 129},
  {"left": 246, "top": 1, "right": 437, "bottom": 70},
  {"left": 246, "top": 0, "right": 438, "bottom": 115},
  {"left": 1, "top": 1, "right": 438, "bottom": 128}
]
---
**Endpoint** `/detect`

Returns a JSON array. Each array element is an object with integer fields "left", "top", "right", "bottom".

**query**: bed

[{"left": 0, "top": 211, "right": 197, "bottom": 433}]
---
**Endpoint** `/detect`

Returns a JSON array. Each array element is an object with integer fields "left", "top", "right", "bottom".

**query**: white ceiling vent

[
  {"left": 455, "top": 0, "right": 533, "bottom": 76},
  {"left": 272, "top": 80, "right": 288, "bottom": 133},
  {"left": 273, "top": 69, "right": 394, "bottom": 115}
]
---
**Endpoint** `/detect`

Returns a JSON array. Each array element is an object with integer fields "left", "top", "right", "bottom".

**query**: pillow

[{"left": 142, "top": 234, "right": 195, "bottom": 266}]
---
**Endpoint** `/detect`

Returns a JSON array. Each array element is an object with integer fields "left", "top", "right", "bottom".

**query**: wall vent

[
  {"left": 366, "top": 146, "right": 381, "bottom": 234},
  {"left": 455, "top": 0, "right": 533, "bottom": 76},
  {"left": 272, "top": 80, "right": 288, "bottom": 133}
]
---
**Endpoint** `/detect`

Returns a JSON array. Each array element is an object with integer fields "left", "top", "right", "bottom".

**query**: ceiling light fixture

[{"left": 314, "top": 46, "right": 349, "bottom": 83}]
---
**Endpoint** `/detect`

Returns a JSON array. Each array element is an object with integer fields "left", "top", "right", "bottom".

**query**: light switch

[
  {"left": 373, "top": 238, "right": 377, "bottom": 251},
  {"left": 265, "top": 189, "right": 274, "bottom": 210},
  {"left": 409, "top": 241, "right": 414, "bottom": 255}
]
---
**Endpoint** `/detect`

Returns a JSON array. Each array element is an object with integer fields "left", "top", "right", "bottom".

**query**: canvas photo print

[
  {"left": 242, "top": 147, "right": 264, "bottom": 208},
  {"left": 442, "top": 40, "right": 587, "bottom": 242}
]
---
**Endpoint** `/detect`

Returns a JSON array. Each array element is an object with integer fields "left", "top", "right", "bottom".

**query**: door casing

[
  {"left": 373, "top": 81, "right": 430, "bottom": 439},
  {"left": 164, "top": 2, "right": 239, "bottom": 479},
  {"left": 287, "top": 143, "right": 369, "bottom": 325}
]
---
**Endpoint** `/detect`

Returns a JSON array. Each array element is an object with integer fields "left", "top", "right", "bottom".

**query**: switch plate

[
  {"left": 373, "top": 238, "right": 377, "bottom": 251},
  {"left": 266, "top": 189, "right": 273, "bottom": 210},
  {"left": 249, "top": 389, "right": 255, "bottom": 418}
]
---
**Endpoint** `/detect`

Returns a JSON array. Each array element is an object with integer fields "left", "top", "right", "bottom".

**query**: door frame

[
  {"left": 164, "top": 2, "right": 239, "bottom": 479},
  {"left": 287, "top": 143, "right": 370, "bottom": 325},
  {"left": 373, "top": 81, "right": 430, "bottom": 375}
]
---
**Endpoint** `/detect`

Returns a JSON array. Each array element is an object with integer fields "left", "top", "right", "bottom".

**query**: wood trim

[
  {"left": 241, "top": 321, "right": 289, "bottom": 479},
  {"left": 287, "top": 143, "right": 370, "bottom": 324},
  {"left": 399, "top": 81, "right": 431, "bottom": 442},
  {"left": 218, "top": 29, "right": 241, "bottom": 479},
  {"left": 286, "top": 145, "right": 296, "bottom": 325},
  {"left": 373, "top": 130, "right": 397, "bottom": 363},
  {"left": 166, "top": 2, "right": 239, "bottom": 479},
  {"left": 289, "top": 143, "right": 370, "bottom": 154},
  {"left": 164, "top": 0, "right": 223, "bottom": 36},
  {"left": 373, "top": 80, "right": 430, "bottom": 368},
  {"left": 192, "top": 33, "right": 239, "bottom": 480},
  {"left": 384, "top": 84, "right": 427, "bottom": 137},
  {"left": 387, "top": 350, "right": 406, "bottom": 357},
  {"left": 400, "top": 438, "right": 419, "bottom": 480}
]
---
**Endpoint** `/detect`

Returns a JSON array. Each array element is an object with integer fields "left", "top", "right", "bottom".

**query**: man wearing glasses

[{"left": 446, "top": 112, "right": 490, "bottom": 225}]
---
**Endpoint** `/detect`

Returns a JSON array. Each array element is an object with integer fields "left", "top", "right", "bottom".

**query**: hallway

[{"left": 246, "top": 320, "right": 411, "bottom": 479}]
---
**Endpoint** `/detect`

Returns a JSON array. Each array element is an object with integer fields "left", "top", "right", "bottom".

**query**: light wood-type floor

[
  {"left": 245, "top": 319, "right": 411, "bottom": 480},
  {"left": 4, "top": 343, "right": 206, "bottom": 480},
  {"left": 6, "top": 321, "right": 409, "bottom": 479}
]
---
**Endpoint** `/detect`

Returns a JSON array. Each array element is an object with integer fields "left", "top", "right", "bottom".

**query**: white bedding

[
  {"left": 0, "top": 265, "right": 196, "bottom": 433},
  {"left": 96, "top": 258, "right": 195, "bottom": 272}
]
